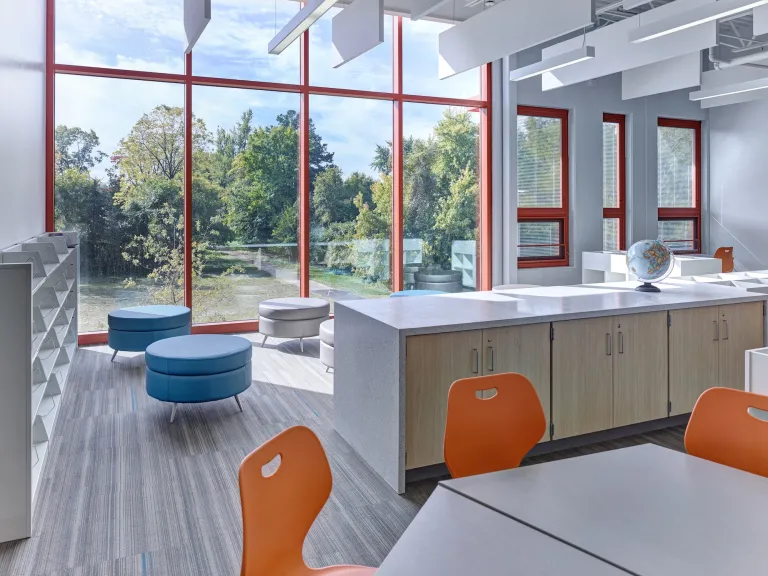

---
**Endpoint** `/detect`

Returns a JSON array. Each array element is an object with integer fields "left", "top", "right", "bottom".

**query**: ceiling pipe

[{"left": 709, "top": 46, "right": 768, "bottom": 69}]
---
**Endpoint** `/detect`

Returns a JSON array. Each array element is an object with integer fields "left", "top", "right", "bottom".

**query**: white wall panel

[
  {"left": 184, "top": 0, "right": 211, "bottom": 53},
  {"left": 754, "top": 4, "right": 768, "bottom": 35},
  {"left": 542, "top": 0, "right": 716, "bottom": 91},
  {"left": 622, "top": 53, "right": 701, "bottom": 100},
  {"left": 332, "top": 0, "right": 383, "bottom": 68},
  {"left": 698, "top": 66, "right": 768, "bottom": 108},
  {"left": 438, "top": 0, "right": 593, "bottom": 79}
]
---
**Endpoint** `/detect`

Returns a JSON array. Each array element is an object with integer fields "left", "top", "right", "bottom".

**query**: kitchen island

[{"left": 334, "top": 282, "right": 767, "bottom": 493}]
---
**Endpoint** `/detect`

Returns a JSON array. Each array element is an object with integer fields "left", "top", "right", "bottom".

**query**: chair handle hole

[
  {"left": 262, "top": 454, "right": 282, "bottom": 478},
  {"left": 475, "top": 388, "right": 498, "bottom": 400},
  {"left": 747, "top": 407, "right": 768, "bottom": 422}
]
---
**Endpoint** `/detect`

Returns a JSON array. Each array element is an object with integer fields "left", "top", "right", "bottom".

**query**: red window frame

[
  {"left": 517, "top": 105, "right": 570, "bottom": 268},
  {"left": 603, "top": 113, "right": 626, "bottom": 251},
  {"left": 45, "top": 1, "right": 493, "bottom": 345},
  {"left": 657, "top": 117, "right": 702, "bottom": 254}
]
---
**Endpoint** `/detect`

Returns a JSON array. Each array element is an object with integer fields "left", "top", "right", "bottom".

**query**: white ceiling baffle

[
  {"left": 438, "top": 0, "right": 594, "bottom": 79},
  {"left": 754, "top": 4, "right": 768, "bottom": 34},
  {"left": 692, "top": 66, "right": 768, "bottom": 107},
  {"left": 332, "top": 0, "right": 384, "bottom": 68},
  {"left": 542, "top": 0, "right": 717, "bottom": 91},
  {"left": 184, "top": 0, "right": 211, "bottom": 53},
  {"left": 622, "top": 53, "right": 702, "bottom": 99}
]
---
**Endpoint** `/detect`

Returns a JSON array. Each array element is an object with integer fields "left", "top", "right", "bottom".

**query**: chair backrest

[
  {"left": 239, "top": 426, "right": 332, "bottom": 576},
  {"left": 685, "top": 388, "right": 768, "bottom": 478},
  {"left": 714, "top": 246, "right": 734, "bottom": 273},
  {"left": 444, "top": 373, "right": 546, "bottom": 479}
]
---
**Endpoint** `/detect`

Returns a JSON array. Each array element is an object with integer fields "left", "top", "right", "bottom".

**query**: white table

[
  {"left": 441, "top": 444, "right": 768, "bottom": 576},
  {"left": 377, "top": 486, "right": 629, "bottom": 575},
  {"left": 582, "top": 251, "right": 722, "bottom": 284}
]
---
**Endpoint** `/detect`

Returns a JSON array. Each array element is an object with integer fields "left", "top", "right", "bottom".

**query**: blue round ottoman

[
  {"left": 145, "top": 335, "right": 252, "bottom": 423},
  {"left": 390, "top": 290, "right": 446, "bottom": 298},
  {"left": 108, "top": 305, "right": 191, "bottom": 361}
]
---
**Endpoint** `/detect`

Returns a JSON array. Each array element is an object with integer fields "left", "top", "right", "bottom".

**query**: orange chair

[
  {"left": 444, "top": 373, "right": 546, "bottom": 479},
  {"left": 714, "top": 246, "right": 735, "bottom": 273},
  {"left": 685, "top": 388, "right": 768, "bottom": 478},
  {"left": 239, "top": 426, "right": 376, "bottom": 576}
]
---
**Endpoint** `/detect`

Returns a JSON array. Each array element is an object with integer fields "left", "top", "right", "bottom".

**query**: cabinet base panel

[{"left": 404, "top": 414, "right": 690, "bottom": 485}]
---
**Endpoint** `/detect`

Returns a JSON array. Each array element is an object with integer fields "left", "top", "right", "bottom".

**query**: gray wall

[
  {"left": 500, "top": 50, "right": 708, "bottom": 286},
  {"left": 709, "top": 98, "right": 768, "bottom": 271},
  {"left": 0, "top": 0, "right": 46, "bottom": 249}
]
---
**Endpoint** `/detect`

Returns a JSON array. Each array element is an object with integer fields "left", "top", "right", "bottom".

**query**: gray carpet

[{"left": 0, "top": 337, "right": 685, "bottom": 575}]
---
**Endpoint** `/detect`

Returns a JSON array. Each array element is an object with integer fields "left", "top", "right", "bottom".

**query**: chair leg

[
  {"left": 326, "top": 366, "right": 331, "bottom": 373},
  {"left": 234, "top": 394, "right": 243, "bottom": 413},
  {"left": 111, "top": 349, "right": 118, "bottom": 362},
  {"left": 300, "top": 338, "right": 304, "bottom": 353},
  {"left": 261, "top": 334, "right": 268, "bottom": 347},
  {"left": 170, "top": 403, "right": 178, "bottom": 423}
]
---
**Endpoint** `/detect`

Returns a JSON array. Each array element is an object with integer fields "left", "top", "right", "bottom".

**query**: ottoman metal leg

[
  {"left": 234, "top": 394, "right": 243, "bottom": 413},
  {"left": 300, "top": 338, "right": 304, "bottom": 353},
  {"left": 261, "top": 334, "right": 268, "bottom": 347},
  {"left": 170, "top": 403, "right": 178, "bottom": 423},
  {"left": 111, "top": 349, "right": 118, "bottom": 362}
]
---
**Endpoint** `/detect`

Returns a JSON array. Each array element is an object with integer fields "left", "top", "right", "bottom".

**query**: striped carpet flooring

[{"left": 0, "top": 336, "right": 685, "bottom": 575}]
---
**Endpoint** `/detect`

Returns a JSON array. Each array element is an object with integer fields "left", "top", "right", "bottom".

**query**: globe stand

[{"left": 636, "top": 282, "right": 661, "bottom": 293}]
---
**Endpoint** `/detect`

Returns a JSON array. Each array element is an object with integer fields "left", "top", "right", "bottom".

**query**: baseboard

[{"left": 405, "top": 414, "right": 690, "bottom": 485}]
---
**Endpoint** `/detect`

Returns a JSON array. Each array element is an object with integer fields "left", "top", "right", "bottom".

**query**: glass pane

[
  {"left": 658, "top": 125, "right": 696, "bottom": 208},
  {"left": 56, "top": 0, "right": 184, "bottom": 73},
  {"left": 403, "top": 104, "right": 480, "bottom": 292},
  {"left": 402, "top": 18, "right": 480, "bottom": 99},
  {"left": 309, "top": 9, "right": 392, "bottom": 92},
  {"left": 659, "top": 220, "right": 696, "bottom": 252},
  {"left": 518, "top": 114, "right": 563, "bottom": 208},
  {"left": 603, "top": 218, "right": 620, "bottom": 252},
  {"left": 191, "top": 86, "right": 299, "bottom": 324},
  {"left": 309, "top": 97, "right": 392, "bottom": 311},
  {"left": 54, "top": 75, "right": 185, "bottom": 332},
  {"left": 192, "top": 0, "right": 300, "bottom": 83},
  {"left": 603, "top": 122, "right": 619, "bottom": 209},
  {"left": 518, "top": 221, "right": 562, "bottom": 259}
]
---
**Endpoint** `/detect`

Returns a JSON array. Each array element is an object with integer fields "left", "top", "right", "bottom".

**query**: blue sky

[{"left": 54, "top": 0, "right": 480, "bottom": 179}]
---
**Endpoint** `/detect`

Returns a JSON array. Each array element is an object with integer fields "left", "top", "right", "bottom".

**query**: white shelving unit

[{"left": 0, "top": 232, "right": 79, "bottom": 543}]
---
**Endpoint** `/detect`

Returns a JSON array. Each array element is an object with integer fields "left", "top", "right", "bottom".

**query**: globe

[{"left": 626, "top": 239, "right": 675, "bottom": 292}]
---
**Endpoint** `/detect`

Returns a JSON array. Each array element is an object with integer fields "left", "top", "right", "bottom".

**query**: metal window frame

[
  {"left": 603, "top": 113, "right": 627, "bottom": 251},
  {"left": 517, "top": 105, "right": 570, "bottom": 268},
  {"left": 657, "top": 117, "right": 702, "bottom": 255},
  {"left": 44, "top": 5, "right": 493, "bottom": 344}
]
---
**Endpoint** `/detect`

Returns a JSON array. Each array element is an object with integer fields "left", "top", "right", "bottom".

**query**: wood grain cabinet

[
  {"left": 670, "top": 302, "right": 764, "bottom": 416},
  {"left": 405, "top": 324, "right": 551, "bottom": 470},
  {"left": 552, "top": 316, "right": 614, "bottom": 439},
  {"left": 552, "top": 312, "right": 669, "bottom": 438}
]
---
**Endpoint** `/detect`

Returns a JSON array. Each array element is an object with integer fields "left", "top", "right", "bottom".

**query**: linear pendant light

[
  {"left": 509, "top": 46, "right": 595, "bottom": 82},
  {"left": 690, "top": 76, "right": 768, "bottom": 101},
  {"left": 629, "top": 0, "right": 768, "bottom": 43},
  {"left": 269, "top": 0, "right": 337, "bottom": 54}
]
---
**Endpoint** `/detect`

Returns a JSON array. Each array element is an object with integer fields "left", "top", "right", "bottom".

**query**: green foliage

[{"left": 55, "top": 125, "right": 107, "bottom": 174}]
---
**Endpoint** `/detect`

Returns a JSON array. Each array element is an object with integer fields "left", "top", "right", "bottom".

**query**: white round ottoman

[
  {"left": 319, "top": 319, "right": 334, "bottom": 372},
  {"left": 258, "top": 297, "right": 330, "bottom": 352}
]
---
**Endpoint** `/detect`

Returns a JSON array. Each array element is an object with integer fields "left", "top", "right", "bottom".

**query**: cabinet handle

[
  {"left": 723, "top": 319, "right": 729, "bottom": 341},
  {"left": 618, "top": 331, "right": 624, "bottom": 354},
  {"left": 606, "top": 333, "right": 612, "bottom": 356},
  {"left": 713, "top": 320, "right": 720, "bottom": 342},
  {"left": 472, "top": 349, "right": 479, "bottom": 374},
  {"left": 488, "top": 346, "right": 495, "bottom": 372}
]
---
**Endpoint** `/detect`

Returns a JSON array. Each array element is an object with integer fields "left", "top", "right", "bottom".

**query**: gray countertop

[{"left": 336, "top": 281, "right": 768, "bottom": 335}]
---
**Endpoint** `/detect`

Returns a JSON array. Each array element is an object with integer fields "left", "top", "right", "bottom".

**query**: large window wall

[{"left": 49, "top": 2, "right": 491, "bottom": 340}]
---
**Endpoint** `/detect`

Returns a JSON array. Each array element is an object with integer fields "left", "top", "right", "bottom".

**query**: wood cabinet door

[
  {"left": 613, "top": 312, "right": 669, "bottom": 427},
  {"left": 551, "top": 317, "right": 614, "bottom": 439},
  {"left": 669, "top": 306, "right": 720, "bottom": 416},
  {"left": 482, "top": 324, "right": 551, "bottom": 442},
  {"left": 719, "top": 302, "right": 765, "bottom": 390},
  {"left": 405, "top": 330, "right": 483, "bottom": 470}
]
